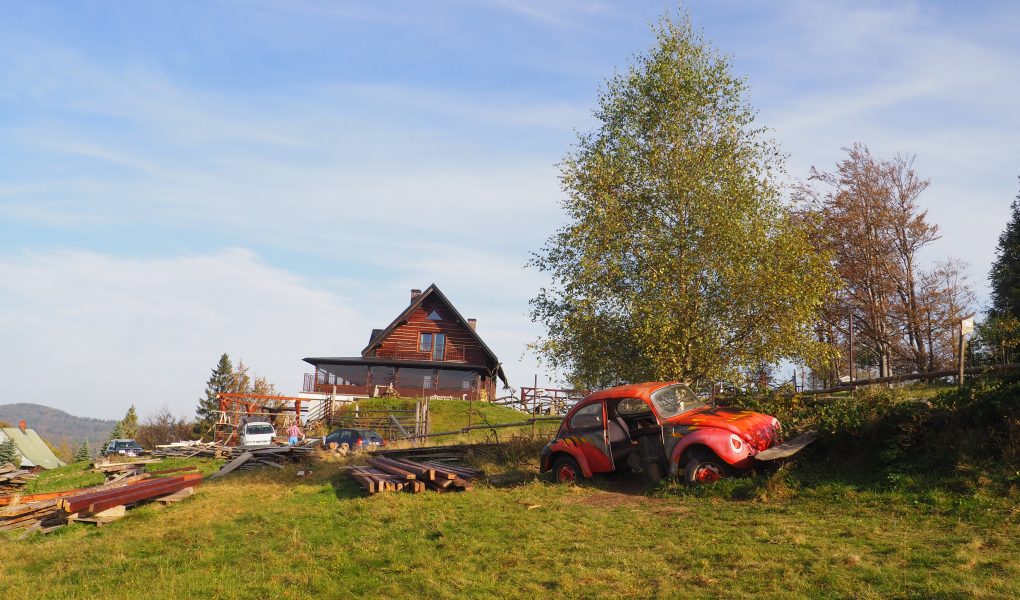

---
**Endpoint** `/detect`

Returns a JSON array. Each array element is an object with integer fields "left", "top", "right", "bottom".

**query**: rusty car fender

[
  {"left": 665, "top": 427, "right": 754, "bottom": 477},
  {"left": 541, "top": 438, "right": 596, "bottom": 478}
]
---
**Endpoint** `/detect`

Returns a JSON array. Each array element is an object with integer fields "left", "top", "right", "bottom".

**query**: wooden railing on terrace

[{"left": 373, "top": 345, "right": 466, "bottom": 362}]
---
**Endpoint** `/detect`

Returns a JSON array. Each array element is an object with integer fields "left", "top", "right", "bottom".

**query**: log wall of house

[{"left": 371, "top": 297, "right": 488, "bottom": 365}]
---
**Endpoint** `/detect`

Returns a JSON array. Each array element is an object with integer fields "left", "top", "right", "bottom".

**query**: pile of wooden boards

[
  {"left": 349, "top": 456, "right": 483, "bottom": 495},
  {"left": 154, "top": 442, "right": 230, "bottom": 459},
  {"left": 0, "top": 463, "right": 38, "bottom": 493},
  {"left": 156, "top": 440, "right": 319, "bottom": 460},
  {"left": 0, "top": 469, "right": 201, "bottom": 536},
  {"left": 92, "top": 458, "right": 165, "bottom": 482},
  {"left": 210, "top": 445, "right": 315, "bottom": 478}
]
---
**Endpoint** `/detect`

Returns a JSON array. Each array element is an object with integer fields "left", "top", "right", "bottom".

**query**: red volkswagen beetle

[{"left": 541, "top": 382, "right": 810, "bottom": 484}]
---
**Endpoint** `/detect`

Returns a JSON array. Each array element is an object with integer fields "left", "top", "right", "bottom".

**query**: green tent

[{"left": 0, "top": 427, "right": 65, "bottom": 469}]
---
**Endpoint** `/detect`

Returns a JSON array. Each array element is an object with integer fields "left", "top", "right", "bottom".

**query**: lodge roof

[{"left": 358, "top": 283, "right": 507, "bottom": 386}]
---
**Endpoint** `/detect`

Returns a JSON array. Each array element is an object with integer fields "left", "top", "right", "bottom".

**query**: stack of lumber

[
  {"left": 56, "top": 473, "right": 202, "bottom": 522},
  {"left": 210, "top": 445, "right": 315, "bottom": 478},
  {"left": 92, "top": 459, "right": 164, "bottom": 482},
  {"left": 0, "top": 463, "right": 38, "bottom": 492},
  {"left": 349, "top": 456, "right": 483, "bottom": 495},
  {"left": 0, "top": 499, "right": 64, "bottom": 535},
  {"left": 153, "top": 442, "right": 227, "bottom": 459},
  {"left": 0, "top": 471, "right": 200, "bottom": 535}
]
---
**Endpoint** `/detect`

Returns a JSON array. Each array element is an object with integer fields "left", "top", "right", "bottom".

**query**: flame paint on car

[{"left": 664, "top": 406, "right": 781, "bottom": 451}]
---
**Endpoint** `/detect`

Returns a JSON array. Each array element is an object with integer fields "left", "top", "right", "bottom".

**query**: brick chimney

[
  {"left": 18, "top": 419, "right": 26, "bottom": 433},
  {"left": 410, "top": 289, "right": 422, "bottom": 303},
  {"left": 467, "top": 318, "right": 477, "bottom": 331}
]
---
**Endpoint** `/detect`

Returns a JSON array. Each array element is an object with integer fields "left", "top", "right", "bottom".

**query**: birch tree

[{"left": 530, "top": 13, "right": 834, "bottom": 389}]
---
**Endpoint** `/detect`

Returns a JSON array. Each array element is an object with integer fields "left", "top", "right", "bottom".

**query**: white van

[{"left": 239, "top": 420, "right": 275, "bottom": 447}]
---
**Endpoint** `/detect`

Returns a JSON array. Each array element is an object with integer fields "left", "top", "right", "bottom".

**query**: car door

[{"left": 566, "top": 400, "right": 614, "bottom": 473}]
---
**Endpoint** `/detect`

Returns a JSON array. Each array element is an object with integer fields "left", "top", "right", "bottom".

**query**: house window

[
  {"left": 419, "top": 333, "right": 433, "bottom": 352},
  {"left": 432, "top": 333, "right": 446, "bottom": 360},
  {"left": 427, "top": 310, "right": 442, "bottom": 321}
]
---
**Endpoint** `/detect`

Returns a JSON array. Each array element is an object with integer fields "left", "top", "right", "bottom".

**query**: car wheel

[
  {"left": 550, "top": 455, "right": 582, "bottom": 484},
  {"left": 683, "top": 450, "right": 729, "bottom": 485}
]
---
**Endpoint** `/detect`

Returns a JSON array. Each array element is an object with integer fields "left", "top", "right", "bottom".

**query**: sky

[{"left": 1, "top": 1, "right": 1017, "bottom": 420}]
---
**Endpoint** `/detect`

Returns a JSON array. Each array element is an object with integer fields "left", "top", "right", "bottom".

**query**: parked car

[
  {"left": 239, "top": 420, "right": 276, "bottom": 447},
  {"left": 323, "top": 428, "right": 385, "bottom": 450},
  {"left": 540, "top": 382, "right": 814, "bottom": 485},
  {"left": 104, "top": 439, "right": 145, "bottom": 457}
]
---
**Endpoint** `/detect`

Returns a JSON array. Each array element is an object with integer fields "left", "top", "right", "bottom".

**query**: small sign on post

[{"left": 958, "top": 315, "right": 975, "bottom": 386}]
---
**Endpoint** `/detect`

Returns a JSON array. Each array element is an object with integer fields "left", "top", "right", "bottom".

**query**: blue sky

[{"left": 1, "top": 1, "right": 1017, "bottom": 419}]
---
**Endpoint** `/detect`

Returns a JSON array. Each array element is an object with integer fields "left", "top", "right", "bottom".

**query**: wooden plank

[
  {"left": 365, "top": 458, "right": 416, "bottom": 480},
  {"left": 755, "top": 432, "right": 819, "bottom": 461},
  {"left": 154, "top": 487, "right": 195, "bottom": 504},
  {"left": 211, "top": 451, "right": 254, "bottom": 478}
]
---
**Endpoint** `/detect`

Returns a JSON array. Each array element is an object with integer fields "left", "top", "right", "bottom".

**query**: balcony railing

[{"left": 374, "top": 345, "right": 466, "bottom": 362}]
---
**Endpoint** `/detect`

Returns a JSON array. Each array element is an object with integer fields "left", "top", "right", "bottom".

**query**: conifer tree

[
  {"left": 75, "top": 439, "right": 92, "bottom": 462},
  {"left": 0, "top": 438, "right": 20, "bottom": 467},
  {"left": 107, "top": 421, "right": 125, "bottom": 442},
  {"left": 196, "top": 353, "right": 233, "bottom": 436},
  {"left": 989, "top": 180, "right": 1020, "bottom": 319},
  {"left": 121, "top": 405, "right": 139, "bottom": 439}
]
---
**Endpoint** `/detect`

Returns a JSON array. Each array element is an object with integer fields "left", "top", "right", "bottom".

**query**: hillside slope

[{"left": 0, "top": 403, "right": 116, "bottom": 454}]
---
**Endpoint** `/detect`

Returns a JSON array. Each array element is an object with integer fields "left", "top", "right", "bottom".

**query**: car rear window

[{"left": 246, "top": 424, "right": 274, "bottom": 435}]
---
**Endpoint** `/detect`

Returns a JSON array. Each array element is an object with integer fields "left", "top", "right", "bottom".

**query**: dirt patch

[
  {"left": 577, "top": 490, "right": 653, "bottom": 509},
  {"left": 574, "top": 486, "right": 692, "bottom": 517}
]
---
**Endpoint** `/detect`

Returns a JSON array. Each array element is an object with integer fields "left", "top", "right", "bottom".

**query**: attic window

[{"left": 427, "top": 310, "right": 442, "bottom": 321}]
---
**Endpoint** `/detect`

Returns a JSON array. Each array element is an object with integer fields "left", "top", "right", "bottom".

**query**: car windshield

[
  {"left": 246, "top": 424, "right": 274, "bottom": 435},
  {"left": 649, "top": 384, "right": 702, "bottom": 418}
]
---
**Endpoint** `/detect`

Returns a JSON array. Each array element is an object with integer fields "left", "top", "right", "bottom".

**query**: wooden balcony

[{"left": 373, "top": 345, "right": 466, "bottom": 362}]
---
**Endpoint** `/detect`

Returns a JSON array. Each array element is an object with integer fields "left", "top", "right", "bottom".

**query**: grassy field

[{"left": 2, "top": 444, "right": 1019, "bottom": 599}]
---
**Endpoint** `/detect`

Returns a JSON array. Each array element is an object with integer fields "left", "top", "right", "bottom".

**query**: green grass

[{"left": 3, "top": 450, "right": 1019, "bottom": 599}]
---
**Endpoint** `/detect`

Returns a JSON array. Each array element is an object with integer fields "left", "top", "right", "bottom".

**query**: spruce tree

[
  {"left": 196, "top": 353, "right": 233, "bottom": 436},
  {"left": 121, "top": 405, "right": 139, "bottom": 439},
  {"left": 0, "top": 438, "right": 20, "bottom": 467},
  {"left": 107, "top": 421, "right": 125, "bottom": 442},
  {"left": 989, "top": 180, "right": 1020, "bottom": 319},
  {"left": 75, "top": 439, "right": 92, "bottom": 462}
]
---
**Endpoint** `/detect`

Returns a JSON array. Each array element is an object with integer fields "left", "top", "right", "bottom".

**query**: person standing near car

[{"left": 287, "top": 422, "right": 303, "bottom": 446}]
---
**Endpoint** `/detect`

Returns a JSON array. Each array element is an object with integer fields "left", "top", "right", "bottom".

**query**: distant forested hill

[{"left": 0, "top": 403, "right": 116, "bottom": 457}]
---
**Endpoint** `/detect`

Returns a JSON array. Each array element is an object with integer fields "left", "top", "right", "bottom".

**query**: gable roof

[
  {"left": 0, "top": 428, "right": 66, "bottom": 469},
  {"left": 361, "top": 284, "right": 507, "bottom": 387}
]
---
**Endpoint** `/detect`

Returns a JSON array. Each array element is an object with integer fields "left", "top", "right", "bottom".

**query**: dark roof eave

[{"left": 303, "top": 356, "right": 492, "bottom": 372}]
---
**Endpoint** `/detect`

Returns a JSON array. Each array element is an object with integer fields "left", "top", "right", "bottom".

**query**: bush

[{"left": 726, "top": 378, "right": 1020, "bottom": 480}]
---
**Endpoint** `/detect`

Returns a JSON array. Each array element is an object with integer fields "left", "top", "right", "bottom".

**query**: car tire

[
  {"left": 683, "top": 450, "right": 729, "bottom": 485},
  {"left": 550, "top": 455, "right": 582, "bottom": 484}
]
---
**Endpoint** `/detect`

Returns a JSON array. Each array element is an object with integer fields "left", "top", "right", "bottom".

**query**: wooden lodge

[{"left": 303, "top": 285, "right": 508, "bottom": 401}]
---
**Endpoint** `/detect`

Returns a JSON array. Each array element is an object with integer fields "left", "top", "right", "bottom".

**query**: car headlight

[{"left": 729, "top": 434, "right": 744, "bottom": 453}]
